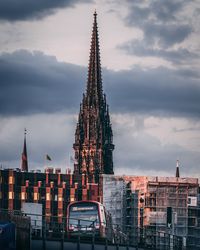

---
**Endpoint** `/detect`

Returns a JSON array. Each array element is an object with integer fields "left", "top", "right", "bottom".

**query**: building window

[
  {"left": 178, "top": 199, "right": 186, "bottom": 207},
  {"left": 46, "top": 193, "right": 50, "bottom": 201},
  {"left": 9, "top": 176, "right": 13, "bottom": 184},
  {"left": 58, "top": 194, "right": 63, "bottom": 202},
  {"left": 34, "top": 193, "right": 38, "bottom": 201},
  {"left": 21, "top": 192, "right": 26, "bottom": 200},
  {"left": 188, "top": 187, "right": 197, "bottom": 195},
  {"left": 9, "top": 192, "right": 14, "bottom": 199},
  {"left": 177, "top": 208, "right": 187, "bottom": 216}
]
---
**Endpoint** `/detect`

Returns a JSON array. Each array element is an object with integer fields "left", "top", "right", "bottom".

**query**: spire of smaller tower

[
  {"left": 21, "top": 128, "right": 28, "bottom": 172},
  {"left": 176, "top": 159, "right": 180, "bottom": 178}
]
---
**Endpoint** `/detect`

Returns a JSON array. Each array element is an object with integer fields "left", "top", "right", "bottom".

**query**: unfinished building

[{"left": 123, "top": 176, "right": 199, "bottom": 247}]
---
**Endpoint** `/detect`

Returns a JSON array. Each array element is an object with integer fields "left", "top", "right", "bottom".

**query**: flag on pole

[{"left": 46, "top": 154, "right": 52, "bottom": 161}]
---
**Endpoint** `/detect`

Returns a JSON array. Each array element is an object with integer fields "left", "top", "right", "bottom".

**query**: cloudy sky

[{"left": 0, "top": 0, "right": 200, "bottom": 178}]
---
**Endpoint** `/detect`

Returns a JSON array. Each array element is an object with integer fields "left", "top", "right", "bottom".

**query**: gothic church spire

[{"left": 73, "top": 12, "right": 114, "bottom": 179}]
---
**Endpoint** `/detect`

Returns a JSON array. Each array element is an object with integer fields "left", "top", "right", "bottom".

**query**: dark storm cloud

[
  {"left": 143, "top": 23, "right": 192, "bottom": 48},
  {"left": 125, "top": 0, "right": 185, "bottom": 27},
  {"left": 123, "top": 0, "right": 194, "bottom": 48},
  {"left": 0, "top": 50, "right": 85, "bottom": 115},
  {"left": 119, "top": 39, "right": 198, "bottom": 65},
  {"left": 115, "top": 129, "right": 200, "bottom": 175},
  {"left": 0, "top": 0, "right": 92, "bottom": 21},
  {"left": 0, "top": 50, "right": 200, "bottom": 118},
  {"left": 103, "top": 67, "right": 200, "bottom": 118},
  {"left": 150, "top": 0, "right": 184, "bottom": 22}
]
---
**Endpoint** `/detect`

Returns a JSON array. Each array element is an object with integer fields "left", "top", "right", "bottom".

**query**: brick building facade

[{"left": 0, "top": 169, "right": 102, "bottom": 222}]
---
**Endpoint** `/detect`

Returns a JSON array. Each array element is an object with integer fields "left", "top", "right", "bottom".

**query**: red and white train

[{"left": 66, "top": 200, "right": 113, "bottom": 240}]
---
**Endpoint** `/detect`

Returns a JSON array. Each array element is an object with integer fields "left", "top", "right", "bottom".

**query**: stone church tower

[{"left": 73, "top": 11, "right": 114, "bottom": 179}]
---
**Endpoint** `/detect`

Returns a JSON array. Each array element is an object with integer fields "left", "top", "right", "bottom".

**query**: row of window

[{"left": 6, "top": 191, "right": 64, "bottom": 201}]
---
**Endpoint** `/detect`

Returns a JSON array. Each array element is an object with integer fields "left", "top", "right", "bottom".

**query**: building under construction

[
  {"left": 123, "top": 175, "right": 199, "bottom": 248},
  {"left": 102, "top": 175, "right": 126, "bottom": 229},
  {"left": 102, "top": 175, "right": 139, "bottom": 245}
]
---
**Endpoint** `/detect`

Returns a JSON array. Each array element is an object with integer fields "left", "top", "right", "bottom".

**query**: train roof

[{"left": 68, "top": 200, "right": 103, "bottom": 206}]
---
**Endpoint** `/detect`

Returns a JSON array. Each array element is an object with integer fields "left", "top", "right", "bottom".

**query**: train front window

[{"left": 69, "top": 203, "right": 99, "bottom": 228}]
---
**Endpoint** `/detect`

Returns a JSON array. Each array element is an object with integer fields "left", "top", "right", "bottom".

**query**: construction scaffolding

[
  {"left": 102, "top": 175, "right": 139, "bottom": 247},
  {"left": 144, "top": 177, "right": 198, "bottom": 237},
  {"left": 122, "top": 175, "right": 199, "bottom": 249},
  {"left": 187, "top": 193, "right": 200, "bottom": 249},
  {"left": 102, "top": 175, "right": 126, "bottom": 231},
  {"left": 125, "top": 181, "right": 138, "bottom": 246}
]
